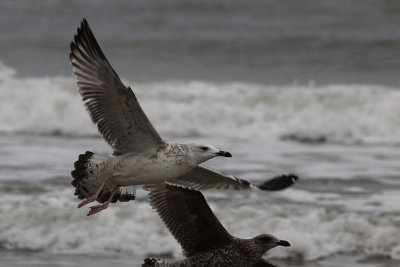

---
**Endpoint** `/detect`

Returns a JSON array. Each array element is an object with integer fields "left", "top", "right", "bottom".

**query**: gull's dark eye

[{"left": 201, "top": 146, "right": 208, "bottom": 151}]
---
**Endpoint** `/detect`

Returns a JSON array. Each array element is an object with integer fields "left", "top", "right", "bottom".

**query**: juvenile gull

[
  {"left": 69, "top": 19, "right": 298, "bottom": 215},
  {"left": 143, "top": 184, "right": 291, "bottom": 267}
]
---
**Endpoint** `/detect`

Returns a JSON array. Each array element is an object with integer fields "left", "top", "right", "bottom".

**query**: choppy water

[
  {"left": 1, "top": 64, "right": 400, "bottom": 266},
  {"left": 1, "top": 1, "right": 400, "bottom": 266}
]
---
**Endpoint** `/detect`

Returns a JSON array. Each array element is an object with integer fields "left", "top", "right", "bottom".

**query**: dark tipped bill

[
  {"left": 257, "top": 174, "right": 299, "bottom": 191},
  {"left": 216, "top": 150, "right": 232, "bottom": 157},
  {"left": 277, "top": 240, "right": 291, "bottom": 247}
]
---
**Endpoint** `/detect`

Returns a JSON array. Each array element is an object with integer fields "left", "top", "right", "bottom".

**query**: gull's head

[
  {"left": 188, "top": 144, "right": 232, "bottom": 164},
  {"left": 253, "top": 234, "right": 291, "bottom": 254}
]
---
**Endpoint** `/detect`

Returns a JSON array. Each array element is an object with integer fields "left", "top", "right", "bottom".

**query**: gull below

[{"left": 143, "top": 184, "right": 291, "bottom": 267}]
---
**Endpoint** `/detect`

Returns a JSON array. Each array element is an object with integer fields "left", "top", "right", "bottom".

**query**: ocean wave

[
  {"left": 1, "top": 188, "right": 400, "bottom": 260},
  {"left": 1, "top": 63, "right": 400, "bottom": 144}
]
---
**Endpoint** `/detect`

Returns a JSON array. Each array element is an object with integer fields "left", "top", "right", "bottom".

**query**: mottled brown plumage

[{"left": 143, "top": 184, "right": 291, "bottom": 267}]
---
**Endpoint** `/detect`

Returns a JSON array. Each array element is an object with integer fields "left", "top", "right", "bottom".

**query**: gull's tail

[
  {"left": 71, "top": 151, "right": 136, "bottom": 203},
  {"left": 71, "top": 151, "right": 107, "bottom": 200}
]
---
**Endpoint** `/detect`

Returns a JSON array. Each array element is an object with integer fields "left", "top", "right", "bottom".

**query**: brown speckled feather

[{"left": 145, "top": 184, "right": 233, "bottom": 257}]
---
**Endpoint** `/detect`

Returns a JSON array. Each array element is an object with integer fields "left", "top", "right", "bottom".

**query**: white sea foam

[
  {"left": 1, "top": 188, "right": 400, "bottom": 260},
  {"left": 0, "top": 189, "right": 178, "bottom": 256},
  {"left": 1, "top": 63, "right": 400, "bottom": 144}
]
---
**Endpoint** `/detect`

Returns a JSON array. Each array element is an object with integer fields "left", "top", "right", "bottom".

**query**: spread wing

[
  {"left": 69, "top": 19, "right": 164, "bottom": 155},
  {"left": 168, "top": 165, "right": 298, "bottom": 191},
  {"left": 145, "top": 184, "right": 233, "bottom": 257}
]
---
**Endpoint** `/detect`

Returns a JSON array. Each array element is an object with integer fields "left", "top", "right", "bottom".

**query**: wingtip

[
  {"left": 81, "top": 18, "right": 89, "bottom": 27},
  {"left": 257, "top": 173, "right": 299, "bottom": 191},
  {"left": 285, "top": 174, "right": 299, "bottom": 183},
  {"left": 69, "top": 41, "right": 76, "bottom": 51},
  {"left": 76, "top": 19, "right": 90, "bottom": 40},
  {"left": 74, "top": 28, "right": 87, "bottom": 46}
]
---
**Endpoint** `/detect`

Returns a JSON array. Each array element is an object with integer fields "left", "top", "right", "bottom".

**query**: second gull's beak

[{"left": 277, "top": 240, "right": 291, "bottom": 247}]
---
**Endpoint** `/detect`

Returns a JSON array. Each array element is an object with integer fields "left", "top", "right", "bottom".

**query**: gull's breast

[{"left": 111, "top": 150, "right": 193, "bottom": 185}]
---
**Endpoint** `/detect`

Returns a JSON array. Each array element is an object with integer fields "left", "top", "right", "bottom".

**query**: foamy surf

[
  {"left": 1, "top": 62, "right": 400, "bottom": 145},
  {"left": 1, "top": 61, "right": 400, "bottom": 266},
  {"left": 0, "top": 187, "right": 400, "bottom": 261}
]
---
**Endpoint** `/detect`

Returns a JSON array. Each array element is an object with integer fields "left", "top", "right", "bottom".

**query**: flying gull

[
  {"left": 69, "top": 19, "right": 298, "bottom": 215},
  {"left": 142, "top": 184, "right": 291, "bottom": 267}
]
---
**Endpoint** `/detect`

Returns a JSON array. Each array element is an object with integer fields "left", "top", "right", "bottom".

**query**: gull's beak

[
  {"left": 277, "top": 240, "right": 291, "bottom": 247},
  {"left": 215, "top": 150, "right": 232, "bottom": 157}
]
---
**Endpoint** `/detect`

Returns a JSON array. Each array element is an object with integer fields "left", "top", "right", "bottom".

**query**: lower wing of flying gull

[{"left": 169, "top": 165, "right": 298, "bottom": 191}]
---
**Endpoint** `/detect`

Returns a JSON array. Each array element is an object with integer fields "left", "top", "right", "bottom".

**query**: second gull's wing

[
  {"left": 70, "top": 19, "right": 164, "bottom": 154},
  {"left": 144, "top": 184, "right": 233, "bottom": 257}
]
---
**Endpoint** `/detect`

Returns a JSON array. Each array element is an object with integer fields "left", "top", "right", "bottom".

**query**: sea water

[
  {"left": 1, "top": 1, "right": 400, "bottom": 266},
  {"left": 1, "top": 65, "right": 400, "bottom": 266}
]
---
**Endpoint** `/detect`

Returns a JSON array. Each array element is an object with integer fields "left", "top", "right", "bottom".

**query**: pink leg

[
  {"left": 78, "top": 178, "right": 108, "bottom": 208},
  {"left": 87, "top": 187, "right": 118, "bottom": 216}
]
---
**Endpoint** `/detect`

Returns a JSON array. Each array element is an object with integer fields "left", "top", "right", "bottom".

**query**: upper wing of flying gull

[
  {"left": 167, "top": 165, "right": 298, "bottom": 191},
  {"left": 69, "top": 19, "right": 164, "bottom": 155},
  {"left": 145, "top": 184, "right": 233, "bottom": 257}
]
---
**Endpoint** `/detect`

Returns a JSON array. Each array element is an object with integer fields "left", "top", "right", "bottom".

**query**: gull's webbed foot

[
  {"left": 78, "top": 195, "right": 97, "bottom": 208},
  {"left": 87, "top": 203, "right": 109, "bottom": 216}
]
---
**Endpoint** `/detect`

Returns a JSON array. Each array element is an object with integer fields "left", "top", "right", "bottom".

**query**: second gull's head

[{"left": 253, "top": 234, "right": 291, "bottom": 255}]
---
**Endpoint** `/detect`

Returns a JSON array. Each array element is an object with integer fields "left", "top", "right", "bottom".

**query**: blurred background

[{"left": 1, "top": 1, "right": 400, "bottom": 266}]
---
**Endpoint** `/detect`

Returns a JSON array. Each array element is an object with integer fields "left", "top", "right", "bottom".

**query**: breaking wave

[
  {"left": 1, "top": 62, "right": 400, "bottom": 145},
  {"left": 0, "top": 188, "right": 400, "bottom": 260}
]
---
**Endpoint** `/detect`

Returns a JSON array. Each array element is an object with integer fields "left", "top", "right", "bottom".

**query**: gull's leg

[
  {"left": 87, "top": 187, "right": 118, "bottom": 216},
  {"left": 78, "top": 178, "right": 108, "bottom": 208}
]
